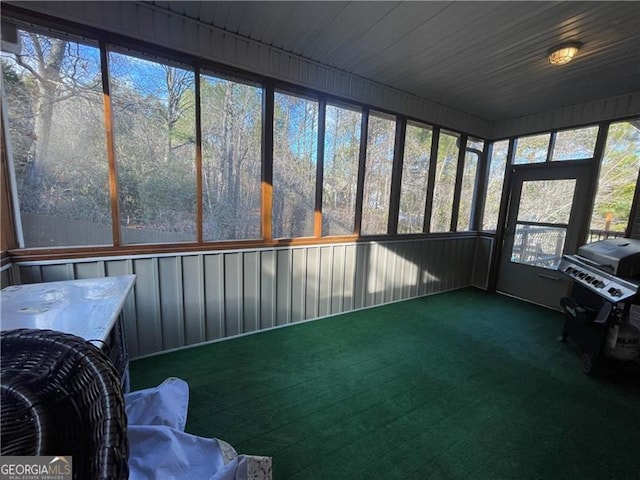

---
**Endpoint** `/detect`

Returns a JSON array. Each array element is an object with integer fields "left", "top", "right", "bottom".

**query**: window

[
  {"left": 109, "top": 51, "right": 197, "bottom": 244},
  {"left": 430, "top": 130, "right": 460, "bottom": 232},
  {"left": 273, "top": 91, "right": 318, "bottom": 238},
  {"left": 200, "top": 73, "right": 262, "bottom": 241},
  {"left": 361, "top": 112, "right": 396, "bottom": 235},
  {"left": 552, "top": 126, "right": 599, "bottom": 161},
  {"left": 2, "top": 20, "right": 498, "bottom": 251},
  {"left": 482, "top": 140, "right": 509, "bottom": 231},
  {"left": 398, "top": 122, "right": 432, "bottom": 234},
  {"left": 457, "top": 138, "right": 483, "bottom": 231},
  {"left": 511, "top": 179, "right": 576, "bottom": 270},
  {"left": 589, "top": 121, "right": 640, "bottom": 240},
  {"left": 323, "top": 104, "right": 361, "bottom": 236},
  {"left": 2, "top": 30, "right": 111, "bottom": 247},
  {"left": 514, "top": 133, "right": 550, "bottom": 164}
]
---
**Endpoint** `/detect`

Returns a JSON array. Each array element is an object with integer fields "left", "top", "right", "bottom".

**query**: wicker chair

[{"left": 1, "top": 328, "right": 129, "bottom": 480}]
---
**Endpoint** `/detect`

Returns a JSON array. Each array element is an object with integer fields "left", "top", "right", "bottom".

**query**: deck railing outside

[{"left": 511, "top": 226, "right": 625, "bottom": 269}]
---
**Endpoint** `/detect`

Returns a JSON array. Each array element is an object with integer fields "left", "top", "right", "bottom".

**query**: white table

[{"left": 1, "top": 275, "right": 136, "bottom": 389}]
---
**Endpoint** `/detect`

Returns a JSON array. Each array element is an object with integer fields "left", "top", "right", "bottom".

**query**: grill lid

[{"left": 577, "top": 238, "right": 640, "bottom": 278}]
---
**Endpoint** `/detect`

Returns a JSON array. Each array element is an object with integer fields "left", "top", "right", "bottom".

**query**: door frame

[{"left": 495, "top": 161, "right": 593, "bottom": 309}]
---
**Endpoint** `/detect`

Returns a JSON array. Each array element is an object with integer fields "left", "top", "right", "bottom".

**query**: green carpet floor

[{"left": 130, "top": 288, "right": 640, "bottom": 479}]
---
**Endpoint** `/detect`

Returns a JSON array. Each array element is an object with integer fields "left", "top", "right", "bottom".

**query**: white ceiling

[{"left": 147, "top": 1, "right": 640, "bottom": 123}]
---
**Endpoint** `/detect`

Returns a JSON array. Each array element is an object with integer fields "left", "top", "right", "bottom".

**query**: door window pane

[
  {"left": 398, "top": 122, "right": 432, "bottom": 234},
  {"left": 430, "top": 130, "right": 459, "bottom": 232},
  {"left": 512, "top": 179, "right": 576, "bottom": 270},
  {"left": 517, "top": 180, "right": 576, "bottom": 224},
  {"left": 110, "top": 51, "right": 196, "bottom": 244},
  {"left": 361, "top": 112, "right": 396, "bottom": 235},
  {"left": 552, "top": 126, "right": 599, "bottom": 161},
  {"left": 2, "top": 30, "right": 111, "bottom": 247},
  {"left": 273, "top": 92, "right": 318, "bottom": 238},
  {"left": 588, "top": 121, "right": 640, "bottom": 241},
  {"left": 514, "top": 133, "right": 550, "bottom": 164},
  {"left": 200, "top": 73, "right": 262, "bottom": 241},
  {"left": 457, "top": 139, "right": 483, "bottom": 231},
  {"left": 511, "top": 225, "right": 567, "bottom": 269},
  {"left": 323, "top": 104, "right": 361, "bottom": 236},
  {"left": 482, "top": 140, "right": 508, "bottom": 231}
]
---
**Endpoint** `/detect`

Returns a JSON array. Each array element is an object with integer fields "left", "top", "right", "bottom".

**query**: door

[{"left": 497, "top": 164, "right": 590, "bottom": 309}]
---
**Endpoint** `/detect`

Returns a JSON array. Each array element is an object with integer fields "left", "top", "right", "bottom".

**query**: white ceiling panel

[{"left": 147, "top": 1, "right": 640, "bottom": 122}]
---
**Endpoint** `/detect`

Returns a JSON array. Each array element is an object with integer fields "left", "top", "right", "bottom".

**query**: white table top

[{"left": 0, "top": 275, "right": 136, "bottom": 343}]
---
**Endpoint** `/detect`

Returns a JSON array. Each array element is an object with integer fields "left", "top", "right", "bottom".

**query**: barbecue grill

[{"left": 558, "top": 238, "right": 640, "bottom": 374}]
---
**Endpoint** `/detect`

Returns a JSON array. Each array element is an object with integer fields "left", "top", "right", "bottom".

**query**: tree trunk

[{"left": 30, "top": 37, "right": 67, "bottom": 186}]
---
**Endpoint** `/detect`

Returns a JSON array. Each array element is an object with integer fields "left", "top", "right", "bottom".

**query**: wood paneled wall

[{"left": 15, "top": 236, "right": 483, "bottom": 358}]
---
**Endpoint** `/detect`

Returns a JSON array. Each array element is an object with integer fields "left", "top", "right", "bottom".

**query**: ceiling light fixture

[{"left": 548, "top": 42, "right": 581, "bottom": 66}]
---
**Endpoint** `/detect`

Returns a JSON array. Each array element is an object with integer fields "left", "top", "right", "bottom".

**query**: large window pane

[
  {"left": 514, "top": 133, "right": 550, "bottom": 164},
  {"left": 589, "top": 121, "right": 640, "bottom": 241},
  {"left": 518, "top": 180, "right": 576, "bottom": 224},
  {"left": 398, "top": 122, "right": 432, "bottom": 234},
  {"left": 273, "top": 92, "right": 318, "bottom": 238},
  {"left": 482, "top": 140, "right": 508, "bottom": 231},
  {"left": 200, "top": 73, "right": 262, "bottom": 241},
  {"left": 457, "top": 139, "right": 483, "bottom": 231},
  {"left": 109, "top": 51, "right": 196, "bottom": 244},
  {"left": 323, "top": 104, "right": 361, "bottom": 236},
  {"left": 361, "top": 112, "right": 396, "bottom": 235},
  {"left": 430, "top": 130, "right": 459, "bottom": 232},
  {"left": 552, "top": 126, "right": 599, "bottom": 161},
  {"left": 2, "top": 30, "right": 111, "bottom": 247}
]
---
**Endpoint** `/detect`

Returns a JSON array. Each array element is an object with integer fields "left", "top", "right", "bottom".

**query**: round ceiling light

[{"left": 548, "top": 42, "right": 581, "bottom": 66}]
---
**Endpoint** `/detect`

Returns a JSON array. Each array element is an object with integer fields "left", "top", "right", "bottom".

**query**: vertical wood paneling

[
  {"left": 1, "top": 268, "right": 12, "bottom": 288},
  {"left": 224, "top": 252, "right": 243, "bottom": 337},
  {"left": 74, "top": 261, "right": 106, "bottom": 279},
  {"left": 473, "top": 236, "right": 493, "bottom": 289},
  {"left": 132, "top": 258, "right": 163, "bottom": 355},
  {"left": 368, "top": 242, "right": 379, "bottom": 305},
  {"left": 40, "top": 264, "right": 73, "bottom": 282},
  {"left": 449, "top": 239, "right": 461, "bottom": 290},
  {"left": 290, "top": 248, "right": 306, "bottom": 323},
  {"left": 406, "top": 242, "right": 419, "bottom": 299},
  {"left": 204, "top": 255, "right": 225, "bottom": 340},
  {"left": 105, "top": 259, "right": 137, "bottom": 357},
  {"left": 343, "top": 244, "right": 356, "bottom": 312},
  {"left": 14, "top": 236, "right": 480, "bottom": 358},
  {"left": 353, "top": 243, "right": 368, "bottom": 309},
  {"left": 276, "top": 249, "right": 292, "bottom": 325},
  {"left": 243, "top": 251, "right": 260, "bottom": 333},
  {"left": 158, "top": 256, "right": 185, "bottom": 350},
  {"left": 260, "top": 250, "right": 276, "bottom": 329},
  {"left": 331, "top": 245, "right": 345, "bottom": 315},
  {"left": 422, "top": 240, "right": 436, "bottom": 295},
  {"left": 318, "top": 246, "right": 332, "bottom": 317},
  {"left": 305, "top": 247, "right": 320, "bottom": 320},
  {"left": 19, "top": 266, "right": 42, "bottom": 284},
  {"left": 182, "top": 255, "right": 206, "bottom": 345}
]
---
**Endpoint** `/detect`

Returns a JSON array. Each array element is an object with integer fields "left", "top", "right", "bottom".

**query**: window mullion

[
  {"left": 262, "top": 82, "right": 274, "bottom": 242},
  {"left": 388, "top": 116, "right": 406, "bottom": 235},
  {"left": 314, "top": 99, "right": 326, "bottom": 237},
  {"left": 423, "top": 127, "right": 440, "bottom": 233},
  {"left": 195, "top": 66, "right": 203, "bottom": 244},
  {"left": 354, "top": 108, "right": 369, "bottom": 236},
  {"left": 100, "top": 42, "right": 121, "bottom": 247}
]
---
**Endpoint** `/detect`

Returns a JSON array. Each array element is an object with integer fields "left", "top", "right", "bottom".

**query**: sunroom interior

[{"left": 1, "top": 1, "right": 639, "bottom": 479}]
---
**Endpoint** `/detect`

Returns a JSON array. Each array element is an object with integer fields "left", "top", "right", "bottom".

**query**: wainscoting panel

[{"left": 15, "top": 236, "right": 481, "bottom": 358}]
